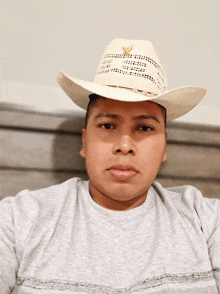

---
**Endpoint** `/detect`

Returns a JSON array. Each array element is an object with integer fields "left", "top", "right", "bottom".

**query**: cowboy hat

[{"left": 57, "top": 38, "right": 206, "bottom": 121}]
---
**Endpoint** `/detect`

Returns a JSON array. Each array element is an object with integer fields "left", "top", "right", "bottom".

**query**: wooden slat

[
  {"left": 0, "top": 105, "right": 85, "bottom": 132},
  {"left": 1, "top": 105, "right": 220, "bottom": 202},
  {"left": 159, "top": 143, "right": 220, "bottom": 179},
  {"left": 1, "top": 106, "right": 220, "bottom": 146},
  {"left": 1, "top": 129, "right": 220, "bottom": 179},
  {"left": 0, "top": 170, "right": 88, "bottom": 200},
  {"left": 0, "top": 129, "right": 86, "bottom": 171},
  {"left": 166, "top": 122, "right": 220, "bottom": 146}
]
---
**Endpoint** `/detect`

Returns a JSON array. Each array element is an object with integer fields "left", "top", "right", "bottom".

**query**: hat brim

[{"left": 57, "top": 70, "right": 206, "bottom": 121}]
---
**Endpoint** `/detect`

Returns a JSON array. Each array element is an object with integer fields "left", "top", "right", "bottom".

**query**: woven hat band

[{"left": 107, "top": 86, "right": 157, "bottom": 97}]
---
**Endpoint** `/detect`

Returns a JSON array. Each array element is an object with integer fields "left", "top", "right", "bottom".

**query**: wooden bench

[{"left": 1, "top": 104, "right": 220, "bottom": 200}]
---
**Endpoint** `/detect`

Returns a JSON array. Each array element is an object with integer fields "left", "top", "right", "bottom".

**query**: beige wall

[{"left": 0, "top": 0, "right": 220, "bottom": 125}]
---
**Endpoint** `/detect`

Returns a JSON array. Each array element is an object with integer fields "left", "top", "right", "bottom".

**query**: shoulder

[
  {"left": 0, "top": 177, "right": 88, "bottom": 225},
  {"left": 152, "top": 181, "right": 220, "bottom": 211},
  {"left": 153, "top": 181, "right": 220, "bottom": 205},
  {"left": 152, "top": 181, "right": 220, "bottom": 239},
  {"left": 0, "top": 177, "right": 88, "bottom": 249}
]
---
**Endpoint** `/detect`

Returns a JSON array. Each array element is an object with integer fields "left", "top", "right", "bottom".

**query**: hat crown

[{"left": 94, "top": 38, "right": 168, "bottom": 95}]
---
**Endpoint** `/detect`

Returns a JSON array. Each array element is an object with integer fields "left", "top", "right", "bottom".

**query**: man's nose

[{"left": 112, "top": 135, "right": 136, "bottom": 155}]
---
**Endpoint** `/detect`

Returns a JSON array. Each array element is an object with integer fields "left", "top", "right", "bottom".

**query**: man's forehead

[{"left": 92, "top": 97, "right": 164, "bottom": 117}]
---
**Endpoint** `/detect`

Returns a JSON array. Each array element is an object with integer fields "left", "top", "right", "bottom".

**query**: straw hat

[{"left": 57, "top": 38, "right": 206, "bottom": 121}]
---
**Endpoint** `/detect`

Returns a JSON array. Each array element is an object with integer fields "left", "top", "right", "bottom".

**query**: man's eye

[
  {"left": 139, "top": 126, "right": 153, "bottom": 132},
  {"left": 101, "top": 124, "right": 114, "bottom": 130}
]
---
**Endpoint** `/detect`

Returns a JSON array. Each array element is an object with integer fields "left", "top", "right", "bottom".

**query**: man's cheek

[{"left": 91, "top": 142, "right": 110, "bottom": 155}]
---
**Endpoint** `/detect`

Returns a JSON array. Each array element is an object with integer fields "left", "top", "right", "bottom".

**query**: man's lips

[
  {"left": 107, "top": 164, "right": 138, "bottom": 172},
  {"left": 107, "top": 164, "right": 138, "bottom": 180}
]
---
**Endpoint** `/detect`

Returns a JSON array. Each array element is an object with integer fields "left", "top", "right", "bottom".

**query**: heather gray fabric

[{"left": 0, "top": 178, "right": 219, "bottom": 293}]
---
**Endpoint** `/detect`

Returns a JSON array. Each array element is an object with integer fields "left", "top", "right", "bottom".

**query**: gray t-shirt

[{"left": 0, "top": 178, "right": 220, "bottom": 293}]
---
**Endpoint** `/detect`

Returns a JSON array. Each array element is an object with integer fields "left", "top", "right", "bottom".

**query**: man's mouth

[{"left": 107, "top": 164, "right": 138, "bottom": 180}]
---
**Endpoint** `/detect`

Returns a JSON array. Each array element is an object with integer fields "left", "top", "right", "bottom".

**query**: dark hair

[
  {"left": 85, "top": 94, "right": 167, "bottom": 128},
  {"left": 85, "top": 94, "right": 100, "bottom": 127}
]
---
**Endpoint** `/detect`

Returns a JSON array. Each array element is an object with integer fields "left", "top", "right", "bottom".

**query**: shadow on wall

[{"left": 52, "top": 119, "right": 89, "bottom": 184}]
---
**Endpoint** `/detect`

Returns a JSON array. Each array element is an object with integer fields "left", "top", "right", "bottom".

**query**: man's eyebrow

[
  {"left": 132, "top": 115, "right": 160, "bottom": 123},
  {"left": 94, "top": 113, "right": 160, "bottom": 123},
  {"left": 94, "top": 113, "right": 122, "bottom": 120}
]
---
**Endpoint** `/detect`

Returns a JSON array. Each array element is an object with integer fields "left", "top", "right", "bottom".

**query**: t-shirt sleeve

[
  {"left": 195, "top": 191, "right": 220, "bottom": 292},
  {"left": 0, "top": 190, "right": 38, "bottom": 294},
  {"left": 0, "top": 197, "right": 18, "bottom": 293},
  {"left": 205, "top": 199, "right": 220, "bottom": 292}
]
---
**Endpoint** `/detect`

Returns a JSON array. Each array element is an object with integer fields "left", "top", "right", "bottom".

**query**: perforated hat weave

[{"left": 57, "top": 38, "right": 206, "bottom": 121}]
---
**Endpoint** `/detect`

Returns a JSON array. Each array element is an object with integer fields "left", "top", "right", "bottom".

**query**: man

[{"left": 0, "top": 38, "right": 219, "bottom": 293}]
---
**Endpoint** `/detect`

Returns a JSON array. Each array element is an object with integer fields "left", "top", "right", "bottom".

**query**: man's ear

[
  {"left": 162, "top": 132, "right": 168, "bottom": 163},
  {"left": 80, "top": 128, "right": 86, "bottom": 158}
]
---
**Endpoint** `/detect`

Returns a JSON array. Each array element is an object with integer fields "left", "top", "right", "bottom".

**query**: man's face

[{"left": 80, "top": 97, "right": 167, "bottom": 210}]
